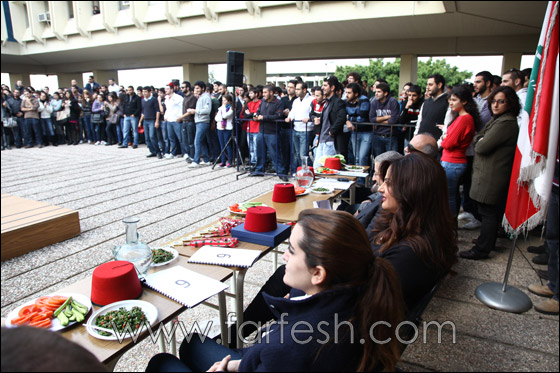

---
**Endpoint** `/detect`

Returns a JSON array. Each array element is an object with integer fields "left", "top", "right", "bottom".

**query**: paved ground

[{"left": 1, "top": 144, "right": 558, "bottom": 371}]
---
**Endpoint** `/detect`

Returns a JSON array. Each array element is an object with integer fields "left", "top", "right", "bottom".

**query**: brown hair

[
  {"left": 486, "top": 86, "right": 521, "bottom": 117},
  {"left": 297, "top": 209, "right": 404, "bottom": 372},
  {"left": 372, "top": 152, "right": 458, "bottom": 273}
]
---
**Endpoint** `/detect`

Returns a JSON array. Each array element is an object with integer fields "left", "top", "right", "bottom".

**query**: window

[
  {"left": 119, "top": 1, "right": 131, "bottom": 11},
  {"left": 67, "top": 1, "right": 74, "bottom": 19},
  {"left": 92, "top": 1, "right": 100, "bottom": 15}
]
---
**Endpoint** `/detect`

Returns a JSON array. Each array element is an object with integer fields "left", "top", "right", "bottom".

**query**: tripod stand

[{"left": 212, "top": 86, "right": 247, "bottom": 172}]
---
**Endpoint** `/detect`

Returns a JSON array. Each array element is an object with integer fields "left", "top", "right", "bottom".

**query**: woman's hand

[{"left": 207, "top": 355, "right": 240, "bottom": 372}]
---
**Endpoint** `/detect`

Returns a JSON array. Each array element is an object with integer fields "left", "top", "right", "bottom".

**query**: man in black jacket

[
  {"left": 313, "top": 76, "right": 346, "bottom": 168},
  {"left": 254, "top": 85, "right": 284, "bottom": 178},
  {"left": 119, "top": 86, "right": 142, "bottom": 148}
]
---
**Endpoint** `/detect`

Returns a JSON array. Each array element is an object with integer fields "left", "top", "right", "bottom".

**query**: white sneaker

[
  {"left": 188, "top": 162, "right": 200, "bottom": 168},
  {"left": 200, "top": 161, "right": 211, "bottom": 166},
  {"left": 458, "top": 211, "right": 474, "bottom": 221},
  {"left": 462, "top": 218, "right": 482, "bottom": 230},
  {"left": 95, "top": 141, "right": 100, "bottom": 146},
  {"left": 100, "top": 141, "right": 107, "bottom": 145},
  {"left": 164, "top": 154, "right": 173, "bottom": 159}
]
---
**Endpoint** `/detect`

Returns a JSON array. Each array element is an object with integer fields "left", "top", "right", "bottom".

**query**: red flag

[{"left": 503, "top": 1, "right": 560, "bottom": 235}]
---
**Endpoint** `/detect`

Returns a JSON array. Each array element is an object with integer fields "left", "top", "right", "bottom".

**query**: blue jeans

[
  {"left": 292, "top": 130, "right": 314, "bottom": 174},
  {"left": 441, "top": 161, "right": 468, "bottom": 217},
  {"left": 351, "top": 131, "right": 374, "bottom": 166},
  {"left": 372, "top": 134, "right": 399, "bottom": 157},
  {"left": 194, "top": 122, "right": 210, "bottom": 163},
  {"left": 83, "top": 114, "right": 95, "bottom": 142},
  {"left": 122, "top": 116, "right": 139, "bottom": 146},
  {"left": 24, "top": 118, "right": 42, "bottom": 146},
  {"left": 40, "top": 117, "right": 54, "bottom": 137},
  {"left": 248, "top": 133, "right": 258, "bottom": 166},
  {"left": 160, "top": 121, "right": 170, "bottom": 154},
  {"left": 206, "top": 127, "right": 221, "bottom": 161},
  {"left": 217, "top": 129, "right": 232, "bottom": 164},
  {"left": 116, "top": 117, "right": 124, "bottom": 144},
  {"left": 184, "top": 122, "right": 196, "bottom": 158},
  {"left": 143, "top": 120, "right": 158, "bottom": 155},
  {"left": 146, "top": 334, "right": 242, "bottom": 372},
  {"left": 546, "top": 188, "right": 559, "bottom": 301},
  {"left": 255, "top": 132, "right": 279, "bottom": 174},
  {"left": 11, "top": 117, "right": 23, "bottom": 147},
  {"left": 167, "top": 121, "right": 182, "bottom": 155},
  {"left": 313, "top": 141, "right": 337, "bottom": 169}
]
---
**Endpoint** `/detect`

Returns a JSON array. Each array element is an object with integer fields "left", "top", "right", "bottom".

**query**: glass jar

[
  {"left": 111, "top": 217, "right": 152, "bottom": 276},
  {"left": 295, "top": 156, "right": 314, "bottom": 189}
]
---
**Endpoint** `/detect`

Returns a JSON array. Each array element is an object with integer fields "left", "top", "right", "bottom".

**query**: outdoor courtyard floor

[{"left": 1, "top": 144, "right": 558, "bottom": 371}]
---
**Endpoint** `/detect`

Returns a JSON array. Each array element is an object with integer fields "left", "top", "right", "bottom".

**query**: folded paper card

[{"left": 188, "top": 245, "right": 262, "bottom": 268}]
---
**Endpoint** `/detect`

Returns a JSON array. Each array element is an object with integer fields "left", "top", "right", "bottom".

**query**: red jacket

[
  {"left": 441, "top": 114, "right": 475, "bottom": 164},
  {"left": 245, "top": 100, "right": 262, "bottom": 133}
]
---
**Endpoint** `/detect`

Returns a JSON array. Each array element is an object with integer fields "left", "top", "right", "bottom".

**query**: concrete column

[
  {"left": 502, "top": 53, "right": 522, "bottom": 74},
  {"left": 57, "top": 73, "right": 75, "bottom": 90},
  {"left": 9, "top": 73, "right": 31, "bottom": 89},
  {"left": 243, "top": 60, "right": 266, "bottom": 85},
  {"left": 182, "top": 64, "right": 209, "bottom": 84},
  {"left": 92, "top": 69, "right": 119, "bottom": 87},
  {"left": 399, "top": 54, "right": 418, "bottom": 89}
]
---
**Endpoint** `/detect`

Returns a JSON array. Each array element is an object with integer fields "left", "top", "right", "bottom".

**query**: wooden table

[
  {"left": 161, "top": 221, "right": 275, "bottom": 348},
  {"left": 59, "top": 256, "right": 232, "bottom": 370}
]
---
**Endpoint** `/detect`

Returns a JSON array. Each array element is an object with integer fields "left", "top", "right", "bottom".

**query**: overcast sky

[{"left": 2, "top": 55, "right": 534, "bottom": 90}]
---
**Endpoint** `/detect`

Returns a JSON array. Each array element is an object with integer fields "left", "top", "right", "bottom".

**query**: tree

[{"left": 335, "top": 58, "right": 472, "bottom": 96}]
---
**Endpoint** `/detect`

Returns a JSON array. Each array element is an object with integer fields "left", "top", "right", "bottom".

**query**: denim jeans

[
  {"left": 351, "top": 131, "right": 374, "bottom": 166},
  {"left": 40, "top": 117, "right": 55, "bottom": 137},
  {"left": 94, "top": 121, "right": 106, "bottom": 142},
  {"left": 372, "top": 134, "right": 399, "bottom": 157},
  {"left": 248, "top": 133, "right": 258, "bottom": 166},
  {"left": 546, "top": 188, "right": 559, "bottom": 301},
  {"left": 255, "top": 132, "right": 279, "bottom": 174},
  {"left": 167, "top": 121, "right": 182, "bottom": 155},
  {"left": 10, "top": 117, "right": 23, "bottom": 147},
  {"left": 116, "top": 117, "right": 124, "bottom": 144},
  {"left": 143, "top": 120, "right": 158, "bottom": 155},
  {"left": 122, "top": 116, "right": 139, "bottom": 146},
  {"left": 217, "top": 129, "right": 232, "bottom": 164},
  {"left": 83, "top": 114, "right": 95, "bottom": 142},
  {"left": 160, "top": 121, "right": 170, "bottom": 154},
  {"left": 292, "top": 130, "right": 314, "bottom": 174},
  {"left": 105, "top": 119, "right": 116, "bottom": 144},
  {"left": 194, "top": 122, "right": 210, "bottom": 163},
  {"left": 24, "top": 118, "right": 42, "bottom": 146},
  {"left": 206, "top": 127, "right": 221, "bottom": 161},
  {"left": 441, "top": 161, "right": 468, "bottom": 217},
  {"left": 313, "top": 141, "right": 337, "bottom": 169},
  {"left": 180, "top": 121, "right": 191, "bottom": 156},
  {"left": 184, "top": 122, "right": 196, "bottom": 158}
]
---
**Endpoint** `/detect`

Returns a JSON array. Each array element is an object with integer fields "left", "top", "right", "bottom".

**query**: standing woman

[
  {"left": 460, "top": 86, "right": 520, "bottom": 260},
  {"left": 64, "top": 91, "right": 81, "bottom": 145},
  {"left": 440, "top": 85, "right": 480, "bottom": 218},
  {"left": 20, "top": 89, "right": 42, "bottom": 148},
  {"left": 104, "top": 93, "right": 119, "bottom": 145},
  {"left": 147, "top": 209, "right": 405, "bottom": 372},
  {"left": 82, "top": 90, "right": 94, "bottom": 144},
  {"left": 215, "top": 94, "right": 234, "bottom": 167},
  {"left": 38, "top": 92, "right": 56, "bottom": 146},
  {"left": 91, "top": 93, "right": 106, "bottom": 145},
  {"left": 51, "top": 92, "right": 65, "bottom": 145}
]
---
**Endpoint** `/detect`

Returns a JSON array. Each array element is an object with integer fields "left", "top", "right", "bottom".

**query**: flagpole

[{"left": 475, "top": 235, "right": 533, "bottom": 313}]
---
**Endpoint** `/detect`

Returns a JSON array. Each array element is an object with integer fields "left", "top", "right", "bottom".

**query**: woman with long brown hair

[
  {"left": 373, "top": 151, "right": 458, "bottom": 307},
  {"left": 147, "top": 209, "right": 405, "bottom": 372}
]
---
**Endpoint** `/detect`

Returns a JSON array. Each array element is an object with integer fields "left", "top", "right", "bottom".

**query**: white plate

[
  {"left": 86, "top": 300, "right": 158, "bottom": 341},
  {"left": 345, "top": 166, "right": 365, "bottom": 172},
  {"left": 310, "top": 187, "right": 334, "bottom": 194},
  {"left": 151, "top": 247, "right": 179, "bottom": 267},
  {"left": 227, "top": 203, "right": 266, "bottom": 215},
  {"left": 295, "top": 190, "right": 310, "bottom": 197},
  {"left": 5, "top": 293, "right": 92, "bottom": 331},
  {"left": 316, "top": 169, "right": 340, "bottom": 175}
]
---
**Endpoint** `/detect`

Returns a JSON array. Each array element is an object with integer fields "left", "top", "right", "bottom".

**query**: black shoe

[
  {"left": 527, "top": 244, "right": 547, "bottom": 254},
  {"left": 133, "top": 145, "right": 138, "bottom": 149},
  {"left": 532, "top": 252, "right": 549, "bottom": 265},
  {"left": 6, "top": 146, "right": 11, "bottom": 150},
  {"left": 146, "top": 153, "right": 156, "bottom": 158},
  {"left": 279, "top": 176, "right": 289, "bottom": 182},
  {"left": 118, "top": 145, "right": 128, "bottom": 148},
  {"left": 536, "top": 269, "right": 549, "bottom": 281},
  {"left": 250, "top": 172, "right": 264, "bottom": 177},
  {"left": 157, "top": 153, "right": 163, "bottom": 159},
  {"left": 25, "top": 145, "right": 33, "bottom": 148},
  {"left": 459, "top": 248, "right": 489, "bottom": 260}
]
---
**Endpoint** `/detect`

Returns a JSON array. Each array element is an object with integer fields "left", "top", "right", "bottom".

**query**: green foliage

[{"left": 335, "top": 58, "right": 472, "bottom": 96}]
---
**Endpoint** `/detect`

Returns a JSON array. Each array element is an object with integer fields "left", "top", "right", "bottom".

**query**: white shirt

[
  {"left": 108, "top": 84, "right": 120, "bottom": 93},
  {"left": 288, "top": 93, "right": 314, "bottom": 132},
  {"left": 164, "top": 93, "right": 184, "bottom": 122}
]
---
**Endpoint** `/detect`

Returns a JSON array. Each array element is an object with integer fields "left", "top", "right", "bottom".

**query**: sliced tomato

[
  {"left": 18, "top": 305, "right": 36, "bottom": 318},
  {"left": 50, "top": 295, "right": 68, "bottom": 303},
  {"left": 29, "top": 319, "right": 52, "bottom": 328},
  {"left": 11, "top": 313, "right": 35, "bottom": 325}
]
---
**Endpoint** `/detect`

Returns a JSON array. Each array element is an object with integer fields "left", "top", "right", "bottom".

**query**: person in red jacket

[
  {"left": 243, "top": 87, "right": 261, "bottom": 168},
  {"left": 440, "top": 85, "right": 480, "bottom": 218}
]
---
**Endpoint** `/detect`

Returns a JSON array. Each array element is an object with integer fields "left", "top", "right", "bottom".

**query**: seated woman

[
  {"left": 147, "top": 209, "right": 405, "bottom": 372},
  {"left": 230, "top": 152, "right": 458, "bottom": 344}
]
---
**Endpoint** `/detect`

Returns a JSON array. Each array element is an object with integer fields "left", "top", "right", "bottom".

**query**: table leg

[
  {"left": 170, "top": 317, "right": 178, "bottom": 355},
  {"left": 158, "top": 326, "right": 167, "bottom": 353},
  {"left": 235, "top": 268, "right": 247, "bottom": 349},
  {"left": 217, "top": 291, "right": 229, "bottom": 348}
]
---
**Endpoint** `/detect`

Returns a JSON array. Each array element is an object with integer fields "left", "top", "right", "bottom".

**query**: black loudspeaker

[{"left": 226, "top": 51, "right": 244, "bottom": 87}]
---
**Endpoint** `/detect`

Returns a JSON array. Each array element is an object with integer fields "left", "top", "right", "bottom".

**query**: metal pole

[{"left": 502, "top": 235, "right": 517, "bottom": 292}]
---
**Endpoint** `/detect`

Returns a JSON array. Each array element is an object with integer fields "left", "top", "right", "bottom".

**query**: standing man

[
  {"left": 414, "top": 74, "right": 449, "bottom": 141},
  {"left": 163, "top": 82, "right": 185, "bottom": 158},
  {"left": 345, "top": 82, "right": 371, "bottom": 166},
  {"left": 313, "top": 76, "right": 346, "bottom": 169},
  {"left": 369, "top": 82, "right": 400, "bottom": 156},
  {"left": 253, "top": 85, "right": 284, "bottom": 178},
  {"left": 286, "top": 82, "right": 313, "bottom": 174},
  {"left": 280, "top": 80, "right": 298, "bottom": 175},
  {"left": 108, "top": 78, "right": 120, "bottom": 93},
  {"left": 84, "top": 75, "right": 100, "bottom": 94},
  {"left": 178, "top": 81, "right": 197, "bottom": 162},
  {"left": 138, "top": 86, "right": 161, "bottom": 158},
  {"left": 119, "top": 86, "right": 142, "bottom": 149},
  {"left": 70, "top": 79, "right": 83, "bottom": 94},
  {"left": 14, "top": 80, "right": 24, "bottom": 93},
  {"left": 187, "top": 81, "right": 212, "bottom": 168},
  {"left": 20, "top": 90, "right": 42, "bottom": 148},
  {"left": 501, "top": 68, "right": 528, "bottom": 126},
  {"left": 3, "top": 89, "right": 24, "bottom": 148}
]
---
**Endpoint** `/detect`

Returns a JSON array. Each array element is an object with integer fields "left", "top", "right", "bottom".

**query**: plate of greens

[
  {"left": 151, "top": 246, "right": 178, "bottom": 267},
  {"left": 310, "top": 186, "right": 334, "bottom": 194},
  {"left": 228, "top": 202, "right": 266, "bottom": 215}
]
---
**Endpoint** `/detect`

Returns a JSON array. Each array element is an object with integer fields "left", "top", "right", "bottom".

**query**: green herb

[
  {"left": 151, "top": 248, "right": 174, "bottom": 264},
  {"left": 313, "top": 187, "right": 330, "bottom": 192},
  {"left": 95, "top": 306, "right": 147, "bottom": 336}
]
